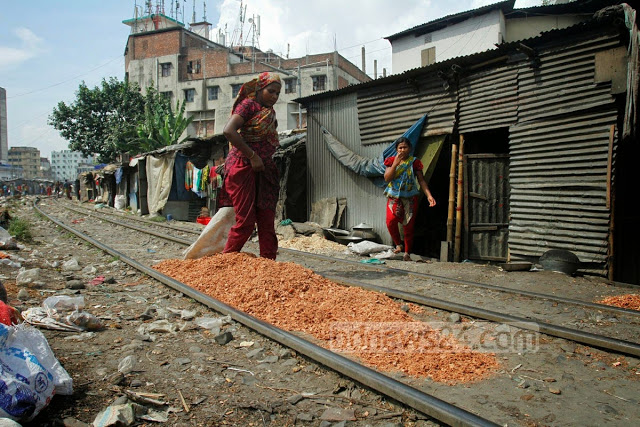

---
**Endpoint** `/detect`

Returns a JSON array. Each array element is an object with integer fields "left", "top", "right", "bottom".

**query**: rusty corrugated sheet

[{"left": 356, "top": 76, "right": 456, "bottom": 145}]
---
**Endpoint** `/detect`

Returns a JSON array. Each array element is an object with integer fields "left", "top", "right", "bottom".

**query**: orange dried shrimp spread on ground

[
  {"left": 598, "top": 294, "right": 640, "bottom": 311},
  {"left": 153, "top": 252, "right": 498, "bottom": 383}
]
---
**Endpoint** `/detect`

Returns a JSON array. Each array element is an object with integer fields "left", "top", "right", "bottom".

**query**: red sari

[{"left": 223, "top": 94, "right": 280, "bottom": 259}]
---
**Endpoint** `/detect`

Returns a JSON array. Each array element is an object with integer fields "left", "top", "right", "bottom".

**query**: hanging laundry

[{"left": 185, "top": 161, "right": 194, "bottom": 190}]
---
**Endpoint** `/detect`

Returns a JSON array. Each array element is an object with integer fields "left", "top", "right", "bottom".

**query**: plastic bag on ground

[
  {"left": 347, "top": 240, "right": 393, "bottom": 255},
  {"left": 183, "top": 207, "right": 235, "bottom": 259},
  {"left": 0, "top": 323, "right": 73, "bottom": 422}
]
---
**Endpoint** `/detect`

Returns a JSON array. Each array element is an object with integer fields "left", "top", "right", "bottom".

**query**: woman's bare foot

[
  {"left": 403, "top": 252, "right": 411, "bottom": 261},
  {"left": 393, "top": 245, "right": 403, "bottom": 254}
]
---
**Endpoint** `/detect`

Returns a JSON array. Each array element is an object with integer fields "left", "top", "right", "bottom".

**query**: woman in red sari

[{"left": 222, "top": 72, "right": 282, "bottom": 259}]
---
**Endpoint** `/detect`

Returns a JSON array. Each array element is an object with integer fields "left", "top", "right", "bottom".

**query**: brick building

[{"left": 122, "top": 13, "right": 371, "bottom": 136}]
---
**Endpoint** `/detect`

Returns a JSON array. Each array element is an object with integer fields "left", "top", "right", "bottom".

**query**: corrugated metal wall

[
  {"left": 356, "top": 76, "right": 457, "bottom": 145},
  {"left": 307, "top": 95, "right": 394, "bottom": 242},
  {"left": 506, "top": 34, "right": 620, "bottom": 271},
  {"left": 458, "top": 65, "right": 519, "bottom": 133},
  {"left": 306, "top": 32, "right": 621, "bottom": 268}
]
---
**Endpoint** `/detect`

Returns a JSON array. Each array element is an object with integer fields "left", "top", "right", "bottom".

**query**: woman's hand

[
  {"left": 249, "top": 153, "right": 265, "bottom": 172},
  {"left": 426, "top": 193, "right": 436, "bottom": 207}
]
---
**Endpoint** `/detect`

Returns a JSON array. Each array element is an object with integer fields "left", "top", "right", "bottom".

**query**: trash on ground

[
  {"left": 22, "top": 295, "right": 104, "bottom": 332},
  {"left": 0, "top": 323, "right": 73, "bottom": 423}
]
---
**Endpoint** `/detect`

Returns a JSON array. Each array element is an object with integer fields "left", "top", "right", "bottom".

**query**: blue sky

[{"left": 0, "top": 0, "right": 540, "bottom": 160}]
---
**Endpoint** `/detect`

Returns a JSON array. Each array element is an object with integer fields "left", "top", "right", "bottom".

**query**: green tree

[
  {"left": 48, "top": 77, "right": 171, "bottom": 162},
  {"left": 136, "top": 98, "right": 194, "bottom": 152}
]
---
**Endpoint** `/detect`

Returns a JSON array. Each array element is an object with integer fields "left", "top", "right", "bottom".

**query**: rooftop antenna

[
  {"left": 192, "top": 0, "right": 196, "bottom": 24},
  {"left": 203, "top": 1, "right": 207, "bottom": 21}
]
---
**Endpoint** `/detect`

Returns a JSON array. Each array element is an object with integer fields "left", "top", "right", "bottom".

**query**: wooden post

[
  {"left": 607, "top": 124, "right": 615, "bottom": 281},
  {"left": 454, "top": 135, "right": 465, "bottom": 262},
  {"left": 446, "top": 143, "right": 458, "bottom": 244}
]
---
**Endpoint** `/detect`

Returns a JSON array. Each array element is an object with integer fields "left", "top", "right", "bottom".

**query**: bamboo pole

[
  {"left": 454, "top": 135, "right": 465, "bottom": 262},
  {"left": 446, "top": 143, "right": 458, "bottom": 246},
  {"left": 607, "top": 124, "right": 615, "bottom": 281}
]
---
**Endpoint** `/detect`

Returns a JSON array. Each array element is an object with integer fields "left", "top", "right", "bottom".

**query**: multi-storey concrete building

[
  {"left": 0, "top": 87, "right": 8, "bottom": 163},
  {"left": 8, "top": 147, "right": 40, "bottom": 179},
  {"left": 122, "top": 13, "right": 370, "bottom": 136},
  {"left": 50, "top": 150, "right": 94, "bottom": 181},
  {"left": 40, "top": 157, "right": 54, "bottom": 180}
]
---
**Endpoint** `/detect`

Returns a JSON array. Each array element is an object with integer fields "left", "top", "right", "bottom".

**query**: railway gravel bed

[{"left": 1, "top": 197, "right": 639, "bottom": 426}]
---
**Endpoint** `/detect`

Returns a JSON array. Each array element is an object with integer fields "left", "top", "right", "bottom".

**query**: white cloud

[
  {"left": 0, "top": 27, "right": 44, "bottom": 70},
  {"left": 211, "top": 0, "right": 441, "bottom": 76}
]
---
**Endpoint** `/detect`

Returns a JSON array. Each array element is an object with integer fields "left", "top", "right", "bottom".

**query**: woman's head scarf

[{"left": 233, "top": 71, "right": 281, "bottom": 111}]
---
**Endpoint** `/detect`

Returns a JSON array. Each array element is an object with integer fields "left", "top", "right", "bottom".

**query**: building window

[
  {"left": 161, "top": 63, "right": 171, "bottom": 77},
  {"left": 231, "top": 84, "right": 243, "bottom": 98},
  {"left": 184, "top": 89, "right": 195, "bottom": 102},
  {"left": 284, "top": 78, "right": 297, "bottom": 94},
  {"left": 161, "top": 91, "right": 172, "bottom": 100},
  {"left": 421, "top": 47, "right": 436, "bottom": 67},
  {"left": 312, "top": 75, "right": 326, "bottom": 91},
  {"left": 207, "top": 86, "right": 219, "bottom": 100},
  {"left": 187, "top": 60, "right": 201, "bottom": 74}
]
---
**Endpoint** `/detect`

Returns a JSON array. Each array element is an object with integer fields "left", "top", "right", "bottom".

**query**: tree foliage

[
  {"left": 136, "top": 98, "right": 194, "bottom": 152},
  {"left": 48, "top": 77, "right": 185, "bottom": 163}
]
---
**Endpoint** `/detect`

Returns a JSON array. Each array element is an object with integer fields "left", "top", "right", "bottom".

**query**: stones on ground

[
  {"left": 246, "top": 347, "right": 264, "bottom": 359},
  {"left": 62, "top": 417, "right": 90, "bottom": 427},
  {"left": 62, "top": 258, "right": 81, "bottom": 271},
  {"left": 448, "top": 313, "right": 461, "bottom": 323},
  {"left": 17, "top": 288, "right": 30, "bottom": 301},
  {"left": 258, "top": 355, "right": 279, "bottom": 364},
  {"left": 16, "top": 267, "right": 40, "bottom": 285},
  {"left": 174, "top": 357, "right": 191, "bottom": 366},
  {"left": 214, "top": 331, "right": 233, "bottom": 345},
  {"left": 559, "top": 340, "right": 576, "bottom": 353},
  {"left": 548, "top": 387, "right": 561, "bottom": 395},
  {"left": 66, "top": 279, "right": 85, "bottom": 290},
  {"left": 295, "top": 413, "right": 314, "bottom": 422},
  {"left": 118, "top": 355, "right": 137, "bottom": 374},
  {"left": 319, "top": 407, "right": 356, "bottom": 421},
  {"left": 81, "top": 265, "right": 97, "bottom": 275},
  {"left": 287, "top": 394, "right": 304, "bottom": 405},
  {"left": 596, "top": 403, "right": 619, "bottom": 415}
]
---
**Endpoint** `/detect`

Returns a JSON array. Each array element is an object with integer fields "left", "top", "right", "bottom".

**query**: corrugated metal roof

[
  {"left": 384, "top": 0, "right": 618, "bottom": 41},
  {"left": 385, "top": 1, "right": 515, "bottom": 41},
  {"left": 296, "top": 5, "right": 625, "bottom": 104}
]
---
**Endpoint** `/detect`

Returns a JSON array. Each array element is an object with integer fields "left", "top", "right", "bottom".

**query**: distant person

[
  {"left": 222, "top": 71, "right": 281, "bottom": 260},
  {"left": 383, "top": 137, "right": 436, "bottom": 261},
  {"left": 63, "top": 180, "right": 71, "bottom": 199}
]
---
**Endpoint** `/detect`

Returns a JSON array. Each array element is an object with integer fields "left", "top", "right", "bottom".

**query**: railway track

[
  {"left": 34, "top": 198, "right": 640, "bottom": 426},
  {"left": 57, "top": 200, "right": 640, "bottom": 353}
]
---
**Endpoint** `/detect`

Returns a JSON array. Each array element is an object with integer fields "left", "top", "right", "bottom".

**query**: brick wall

[{"left": 129, "top": 30, "right": 181, "bottom": 61}]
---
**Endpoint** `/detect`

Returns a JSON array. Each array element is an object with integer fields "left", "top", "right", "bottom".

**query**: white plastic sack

[
  {"left": 0, "top": 323, "right": 73, "bottom": 422},
  {"left": 183, "top": 207, "right": 236, "bottom": 259},
  {"left": 114, "top": 195, "right": 126, "bottom": 210},
  {"left": 347, "top": 240, "right": 393, "bottom": 255}
]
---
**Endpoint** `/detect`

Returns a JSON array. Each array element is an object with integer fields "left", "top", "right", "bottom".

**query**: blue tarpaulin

[{"left": 322, "top": 114, "right": 428, "bottom": 188}]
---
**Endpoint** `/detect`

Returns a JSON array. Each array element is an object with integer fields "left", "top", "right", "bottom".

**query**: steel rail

[
  {"left": 36, "top": 202, "right": 498, "bottom": 427},
  {"left": 323, "top": 275, "right": 640, "bottom": 358},
  {"left": 59, "top": 201, "right": 640, "bottom": 319},
  {"left": 54, "top": 202, "right": 640, "bottom": 356}
]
